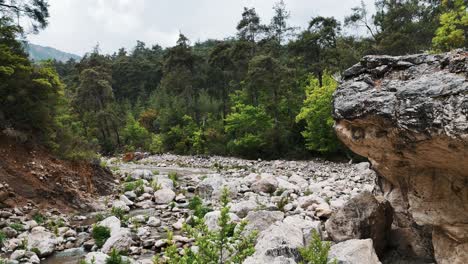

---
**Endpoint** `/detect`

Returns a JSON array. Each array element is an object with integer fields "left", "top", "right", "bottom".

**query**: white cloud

[{"left": 27, "top": 0, "right": 375, "bottom": 56}]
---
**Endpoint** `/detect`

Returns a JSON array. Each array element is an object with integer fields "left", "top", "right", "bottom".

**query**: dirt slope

[{"left": 0, "top": 135, "right": 115, "bottom": 212}]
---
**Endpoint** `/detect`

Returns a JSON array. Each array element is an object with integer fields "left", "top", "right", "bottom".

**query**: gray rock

[
  {"left": 112, "top": 200, "right": 130, "bottom": 212},
  {"left": 146, "top": 216, "right": 161, "bottom": 227},
  {"left": 333, "top": 51, "right": 468, "bottom": 263},
  {"left": 243, "top": 222, "right": 304, "bottom": 264},
  {"left": 22, "top": 226, "right": 58, "bottom": 257},
  {"left": 197, "top": 175, "right": 224, "bottom": 199},
  {"left": 85, "top": 251, "right": 108, "bottom": 264},
  {"left": 325, "top": 192, "right": 393, "bottom": 256},
  {"left": 243, "top": 210, "right": 284, "bottom": 235},
  {"left": 98, "top": 216, "right": 121, "bottom": 236},
  {"left": 204, "top": 211, "right": 240, "bottom": 231},
  {"left": 154, "top": 189, "right": 176, "bottom": 204},
  {"left": 101, "top": 228, "right": 134, "bottom": 254},
  {"left": 230, "top": 199, "right": 258, "bottom": 218},
  {"left": 130, "top": 169, "right": 153, "bottom": 180},
  {"left": 329, "top": 239, "right": 381, "bottom": 264},
  {"left": 251, "top": 173, "right": 278, "bottom": 194}
]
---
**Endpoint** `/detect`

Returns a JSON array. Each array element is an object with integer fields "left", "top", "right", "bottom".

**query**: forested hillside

[{"left": 1, "top": 0, "right": 467, "bottom": 160}]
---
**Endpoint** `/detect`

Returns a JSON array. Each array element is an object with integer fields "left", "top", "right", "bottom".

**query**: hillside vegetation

[{"left": 0, "top": 0, "right": 466, "bottom": 161}]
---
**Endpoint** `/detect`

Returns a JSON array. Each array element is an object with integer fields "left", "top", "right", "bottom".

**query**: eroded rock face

[
  {"left": 333, "top": 50, "right": 468, "bottom": 263},
  {"left": 325, "top": 192, "right": 393, "bottom": 256}
]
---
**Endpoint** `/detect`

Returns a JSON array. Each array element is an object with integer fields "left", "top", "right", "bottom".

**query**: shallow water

[{"left": 41, "top": 248, "right": 86, "bottom": 264}]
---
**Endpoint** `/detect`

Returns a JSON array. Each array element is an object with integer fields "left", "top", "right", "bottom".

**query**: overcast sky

[{"left": 27, "top": 0, "right": 375, "bottom": 56}]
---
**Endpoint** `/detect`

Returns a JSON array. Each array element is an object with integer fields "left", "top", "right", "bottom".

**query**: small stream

[
  {"left": 37, "top": 165, "right": 214, "bottom": 264},
  {"left": 42, "top": 248, "right": 86, "bottom": 264}
]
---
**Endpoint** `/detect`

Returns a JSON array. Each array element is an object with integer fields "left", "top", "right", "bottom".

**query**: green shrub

[
  {"left": 9, "top": 223, "right": 24, "bottom": 231},
  {"left": 158, "top": 187, "right": 257, "bottom": 263},
  {"left": 168, "top": 172, "right": 178, "bottom": 187},
  {"left": 151, "top": 178, "right": 162, "bottom": 191},
  {"left": 106, "top": 248, "right": 131, "bottom": 264},
  {"left": 111, "top": 207, "right": 127, "bottom": 221},
  {"left": 188, "top": 195, "right": 212, "bottom": 219},
  {"left": 276, "top": 196, "right": 289, "bottom": 212},
  {"left": 32, "top": 213, "right": 46, "bottom": 224},
  {"left": 123, "top": 179, "right": 144, "bottom": 195},
  {"left": 0, "top": 231, "right": 6, "bottom": 246},
  {"left": 92, "top": 225, "right": 111, "bottom": 248},
  {"left": 30, "top": 247, "right": 41, "bottom": 256},
  {"left": 299, "top": 230, "right": 336, "bottom": 264}
]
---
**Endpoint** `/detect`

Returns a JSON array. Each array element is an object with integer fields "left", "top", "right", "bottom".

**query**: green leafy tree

[
  {"left": 268, "top": 0, "right": 296, "bottom": 44},
  {"left": 74, "top": 49, "right": 122, "bottom": 153},
  {"left": 433, "top": 0, "right": 468, "bottom": 51},
  {"left": 0, "top": 0, "right": 49, "bottom": 33},
  {"left": 296, "top": 74, "right": 341, "bottom": 155},
  {"left": 122, "top": 114, "right": 152, "bottom": 151},
  {"left": 225, "top": 93, "right": 273, "bottom": 158},
  {"left": 289, "top": 17, "right": 341, "bottom": 87},
  {"left": 346, "top": 0, "right": 442, "bottom": 55}
]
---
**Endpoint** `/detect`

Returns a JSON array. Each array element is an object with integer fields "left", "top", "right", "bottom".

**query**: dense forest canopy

[{"left": 1, "top": 0, "right": 467, "bottom": 160}]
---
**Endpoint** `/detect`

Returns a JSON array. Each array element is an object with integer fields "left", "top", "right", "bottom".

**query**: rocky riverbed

[{"left": 0, "top": 154, "right": 386, "bottom": 264}]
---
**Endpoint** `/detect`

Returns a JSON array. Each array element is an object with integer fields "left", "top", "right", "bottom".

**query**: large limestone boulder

[
  {"left": 101, "top": 228, "right": 134, "bottom": 254},
  {"left": 20, "top": 226, "right": 58, "bottom": 257},
  {"left": 333, "top": 51, "right": 468, "bottom": 263},
  {"left": 251, "top": 173, "right": 279, "bottom": 194},
  {"left": 243, "top": 210, "right": 284, "bottom": 235},
  {"left": 325, "top": 192, "right": 393, "bottom": 256},
  {"left": 329, "top": 239, "right": 381, "bottom": 264},
  {"left": 98, "top": 216, "right": 121, "bottom": 236},
  {"left": 203, "top": 211, "right": 240, "bottom": 231},
  {"left": 243, "top": 222, "right": 304, "bottom": 263},
  {"left": 85, "top": 252, "right": 108, "bottom": 264},
  {"left": 154, "top": 188, "right": 176, "bottom": 204},
  {"left": 230, "top": 199, "right": 258, "bottom": 218}
]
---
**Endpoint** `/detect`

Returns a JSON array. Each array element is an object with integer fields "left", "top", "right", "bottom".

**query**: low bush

[
  {"left": 92, "top": 225, "right": 111, "bottom": 248},
  {"left": 155, "top": 188, "right": 257, "bottom": 263},
  {"left": 299, "top": 230, "right": 336, "bottom": 264},
  {"left": 106, "top": 248, "right": 131, "bottom": 264}
]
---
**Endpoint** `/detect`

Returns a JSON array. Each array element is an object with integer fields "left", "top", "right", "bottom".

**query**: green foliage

[
  {"left": 168, "top": 172, "right": 178, "bottom": 187},
  {"left": 0, "top": 231, "right": 6, "bottom": 247},
  {"left": 111, "top": 207, "right": 128, "bottom": 221},
  {"left": 432, "top": 0, "right": 468, "bottom": 51},
  {"left": 32, "top": 213, "right": 46, "bottom": 224},
  {"left": 122, "top": 114, "right": 153, "bottom": 151},
  {"left": 30, "top": 247, "right": 41, "bottom": 256},
  {"left": 296, "top": 74, "right": 341, "bottom": 155},
  {"left": 158, "top": 188, "right": 257, "bottom": 264},
  {"left": 106, "top": 248, "right": 131, "bottom": 264},
  {"left": 276, "top": 196, "right": 289, "bottom": 212},
  {"left": 92, "top": 224, "right": 111, "bottom": 248},
  {"left": 188, "top": 195, "right": 212, "bottom": 219},
  {"left": 9, "top": 223, "right": 24, "bottom": 232},
  {"left": 346, "top": 0, "right": 442, "bottom": 55},
  {"left": 123, "top": 179, "right": 145, "bottom": 195},
  {"left": 225, "top": 96, "right": 273, "bottom": 158},
  {"left": 299, "top": 230, "right": 336, "bottom": 264}
]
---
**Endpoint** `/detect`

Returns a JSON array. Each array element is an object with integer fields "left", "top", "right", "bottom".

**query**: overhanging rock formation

[{"left": 333, "top": 50, "right": 468, "bottom": 264}]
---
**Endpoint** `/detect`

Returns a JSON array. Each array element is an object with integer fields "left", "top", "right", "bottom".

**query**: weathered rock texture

[
  {"left": 333, "top": 50, "right": 468, "bottom": 264},
  {"left": 325, "top": 191, "right": 393, "bottom": 257}
]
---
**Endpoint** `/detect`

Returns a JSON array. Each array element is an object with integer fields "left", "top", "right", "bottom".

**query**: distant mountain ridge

[{"left": 26, "top": 43, "right": 81, "bottom": 62}]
